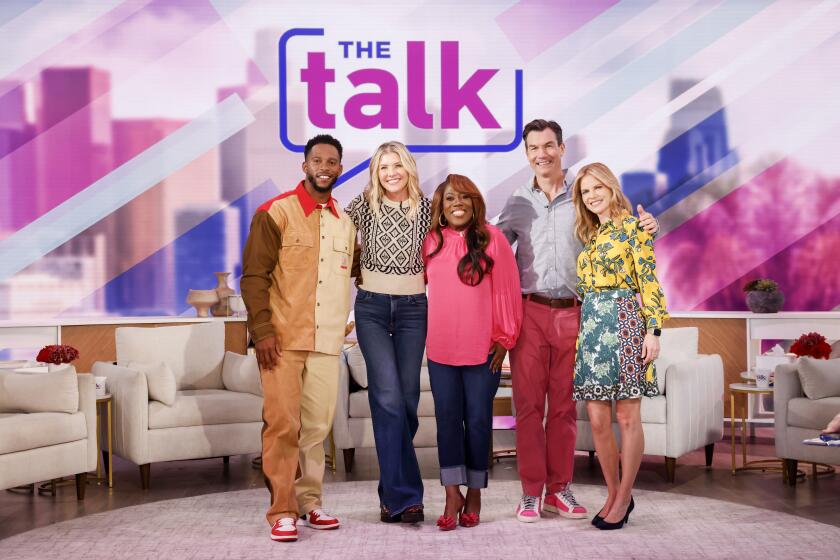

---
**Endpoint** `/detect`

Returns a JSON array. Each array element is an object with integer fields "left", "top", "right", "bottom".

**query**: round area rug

[{"left": 1, "top": 480, "right": 837, "bottom": 559}]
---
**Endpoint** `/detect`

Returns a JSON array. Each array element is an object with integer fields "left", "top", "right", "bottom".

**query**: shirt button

[
  {"left": 319, "top": 280, "right": 323, "bottom": 284},
  {"left": 322, "top": 235, "right": 325, "bottom": 239},
  {"left": 317, "top": 302, "right": 320, "bottom": 306},
  {"left": 320, "top": 258, "right": 324, "bottom": 262}
]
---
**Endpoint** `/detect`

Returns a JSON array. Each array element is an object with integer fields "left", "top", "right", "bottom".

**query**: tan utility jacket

[{"left": 241, "top": 181, "right": 355, "bottom": 356}]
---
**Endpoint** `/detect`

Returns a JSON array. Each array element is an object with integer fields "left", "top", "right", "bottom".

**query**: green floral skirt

[{"left": 573, "top": 288, "right": 659, "bottom": 401}]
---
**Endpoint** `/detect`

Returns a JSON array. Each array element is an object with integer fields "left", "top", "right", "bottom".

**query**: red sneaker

[
  {"left": 544, "top": 485, "right": 588, "bottom": 519},
  {"left": 302, "top": 509, "right": 341, "bottom": 530},
  {"left": 270, "top": 517, "right": 297, "bottom": 542}
]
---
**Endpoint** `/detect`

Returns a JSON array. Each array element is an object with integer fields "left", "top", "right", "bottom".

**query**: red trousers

[{"left": 511, "top": 299, "right": 580, "bottom": 496}]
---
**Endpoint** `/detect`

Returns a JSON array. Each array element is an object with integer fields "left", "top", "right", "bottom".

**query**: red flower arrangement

[
  {"left": 36, "top": 345, "right": 80, "bottom": 365},
  {"left": 790, "top": 332, "right": 832, "bottom": 360}
]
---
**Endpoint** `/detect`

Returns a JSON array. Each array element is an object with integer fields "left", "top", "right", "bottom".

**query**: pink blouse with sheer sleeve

[{"left": 423, "top": 224, "right": 523, "bottom": 366}]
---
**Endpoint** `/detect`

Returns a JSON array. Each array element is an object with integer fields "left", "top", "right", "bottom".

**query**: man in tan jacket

[{"left": 241, "top": 134, "right": 355, "bottom": 543}]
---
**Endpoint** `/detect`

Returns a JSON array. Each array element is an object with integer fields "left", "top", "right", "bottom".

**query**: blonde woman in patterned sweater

[{"left": 344, "top": 141, "right": 431, "bottom": 523}]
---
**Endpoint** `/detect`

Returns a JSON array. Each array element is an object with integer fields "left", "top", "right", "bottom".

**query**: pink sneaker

[
  {"left": 270, "top": 517, "right": 297, "bottom": 542},
  {"left": 544, "top": 485, "right": 587, "bottom": 519},
  {"left": 302, "top": 509, "right": 341, "bottom": 530},
  {"left": 515, "top": 495, "right": 541, "bottom": 523}
]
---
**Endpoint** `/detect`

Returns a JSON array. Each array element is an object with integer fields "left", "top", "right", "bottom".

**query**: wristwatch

[{"left": 652, "top": 328, "right": 662, "bottom": 337}]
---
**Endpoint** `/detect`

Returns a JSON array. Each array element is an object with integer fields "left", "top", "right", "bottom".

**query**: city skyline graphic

[{"left": 1, "top": 0, "right": 840, "bottom": 326}]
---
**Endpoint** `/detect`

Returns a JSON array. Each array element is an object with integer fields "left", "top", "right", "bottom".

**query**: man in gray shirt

[{"left": 497, "top": 119, "right": 658, "bottom": 523}]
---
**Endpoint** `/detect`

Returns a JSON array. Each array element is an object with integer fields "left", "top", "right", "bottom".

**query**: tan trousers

[{"left": 261, "top": 350, "right": 339, "bottom": 525}]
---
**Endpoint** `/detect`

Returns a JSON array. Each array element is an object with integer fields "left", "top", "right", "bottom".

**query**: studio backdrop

[{"left": 1, "top": 0, "right": 838, "bottom": 321}]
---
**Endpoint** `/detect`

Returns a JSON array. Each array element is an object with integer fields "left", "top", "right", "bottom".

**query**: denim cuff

[
  {"left": 439, "top": 465, "right": 467, "bottom": 487},
  {"left": 467, "top": 469, "right": 488, "bottom": 489}
]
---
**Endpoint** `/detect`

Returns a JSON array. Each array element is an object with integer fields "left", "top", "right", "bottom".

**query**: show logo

[{"left": 278, "top": 28, "right": 523, "bottom": 180}]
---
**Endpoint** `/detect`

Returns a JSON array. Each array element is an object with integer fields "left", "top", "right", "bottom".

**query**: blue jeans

[
  {"left": 354, "top": 288, "right": 427, "bottom": 516},
  {"left": 428, "top": 355, "right": 500, "bottom": 488}
]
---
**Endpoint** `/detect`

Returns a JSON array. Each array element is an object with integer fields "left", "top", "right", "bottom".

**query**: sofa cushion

[
  {"left": 148, "top": 389, "right": 262, "bottom": 429},
  {"left": 0, "top": 366, "right": 78, "bottom": 414},
  {"left": 348, "top": 390, "right": 436, "bottom": 418},
  {"left": 653, "top": 327, "right": 699, "bottom": 395},
  {"left": 116, "top": 322, "right": 225, "bottom": 390},
  {"left": 797, "top": 357, "right": 840, "bottom": 400},
  {"left": 574, "top": 396, "right": 665, "bottom": 424},
  {"left": 345, "top": 345, "right": 431, "bottom": 391},
  {"left": 0, "top": 411, "right": 87, "bottom": 454},
  {"left": 127, "top": 361, "right": 177, "bottom": 406},
  {"left": 787, "top": 396, "right": 840, "bottom": 430},
  {"left": 222, "top": 352, "right": 263, "bottom": 397},
  {"left": 419, "top": 367, "right": 431, "bottom": 391},
  {"left": 345, "top": 344, "right": 368, "bottom": 388}
]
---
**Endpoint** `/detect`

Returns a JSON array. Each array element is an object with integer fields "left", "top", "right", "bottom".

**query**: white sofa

[
  {"left": 334, "top": 328, "right": 724, "bottom": 481},
  {"left": 0, "top": 367, "right": 98, "bottom": 499},
  {"left": 575, "top": 327, "right": 725, "bottom": 482},
  {"left": 774, "top": 360, "right": 840, "bottom": 485},
  {"left": 332, "top": 343, "right": 437, "bottom": 472},
  {"left": 91, "top": 321, "right": 263, "bottom": 489}
]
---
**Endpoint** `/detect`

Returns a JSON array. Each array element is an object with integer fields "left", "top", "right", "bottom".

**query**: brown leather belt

[{"left": 523, "top": 294, "right": 581, "bottom": 308}]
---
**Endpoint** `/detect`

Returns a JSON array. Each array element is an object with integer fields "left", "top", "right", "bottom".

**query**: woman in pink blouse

[{"left": 423, "top": 174, "right": 523, "bottom": 530}]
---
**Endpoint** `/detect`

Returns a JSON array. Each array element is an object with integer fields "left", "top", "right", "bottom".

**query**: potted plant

[
  {"left": 743, "top": 278, "right": 784, "bottom": 313},
  {"left": 790, "top": 332, "right": 832, "bottom": 359}
]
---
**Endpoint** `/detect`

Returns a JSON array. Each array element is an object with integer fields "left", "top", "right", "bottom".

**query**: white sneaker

[
  {"left": 515, "top": 494, "right": 542, "bottom": 523},
  {"left": 302, "top": 508, "right": 341, "bottom": 530},
  {"left": 270, "top": 517, "right": 297, "bottom": 542}
]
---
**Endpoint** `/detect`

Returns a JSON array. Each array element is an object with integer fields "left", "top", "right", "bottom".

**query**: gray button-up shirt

[{"left": 497, "top": 171, "right": 582, "bottom": 299}]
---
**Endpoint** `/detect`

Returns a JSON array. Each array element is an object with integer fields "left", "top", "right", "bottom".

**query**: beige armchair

[
  {"left": 774, "top": 361, "right": 840, "bottom": 485},
  {"left": 575, "top": 327, "right": 725, "bottom": 482},
  {"left": 92, "top": 321, "right": 263, "bottom": 489},
  {"left": 0, "top": 367, "right": 98, "bottom": 499}
]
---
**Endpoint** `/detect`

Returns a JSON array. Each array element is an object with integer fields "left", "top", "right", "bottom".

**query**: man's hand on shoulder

[
  {"left": 255, "top": 335, "right": 282, "bottom": 371},
  {"left": 636, "top": 204, "right": 659, "bottom": 235}
]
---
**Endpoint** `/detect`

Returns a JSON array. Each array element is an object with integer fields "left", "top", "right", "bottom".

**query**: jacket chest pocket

[
  {"left": 332, "top": 237, "right": 351, "bottom": 276},
  {"left": 280, "top": 230, "right": 314, "bottom": 270}
]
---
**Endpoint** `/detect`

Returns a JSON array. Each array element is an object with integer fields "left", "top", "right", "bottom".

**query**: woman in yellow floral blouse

[{"left": 571, "top": 162, "right": 668, "bottom": 531}]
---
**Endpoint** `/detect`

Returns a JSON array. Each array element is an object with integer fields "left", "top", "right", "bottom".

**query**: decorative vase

[
  {"left": 746, "top": 290, "right": 784, "bottom": 313},
  {"left": 211, "top": 272, "right": 235, "bottom": 317},
  {"left": 186, "top": 289, "right": 219, "bottom": 317}
]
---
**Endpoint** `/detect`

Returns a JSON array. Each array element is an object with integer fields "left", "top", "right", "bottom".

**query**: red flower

[
  {"left": 36, "top": 345, "right": 80, "bottom": 365},
  {"left": 790, "top": 332, "right": 832, "bottom": 360}
]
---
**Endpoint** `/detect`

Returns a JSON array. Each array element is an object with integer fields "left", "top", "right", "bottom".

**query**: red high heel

[
  {"left": 436, "top": 514, "right": 457, "bottom": 531},
  {"left": 458, "top": 511, "right": 480, "bottom": 528}
]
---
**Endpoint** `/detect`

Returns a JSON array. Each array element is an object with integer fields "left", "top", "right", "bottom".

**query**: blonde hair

[
  {"left": 572, "top": 162, "right": 633, "bottom": 243},
  {"left": 366, "top": 141, "right": 422, "bottom": 220}
]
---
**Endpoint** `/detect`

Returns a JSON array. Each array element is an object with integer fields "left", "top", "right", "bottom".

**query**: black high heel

[
  {"left": 595, "top": 496, "right": 634, "bottom": 530},
  {"left": 592, "top": 496, "right": 633, "bottom": 526}
]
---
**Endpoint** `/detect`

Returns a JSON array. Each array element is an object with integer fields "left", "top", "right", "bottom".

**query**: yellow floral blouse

[{"left": 576, "top": 215, "right": 668, "bottom": 330}]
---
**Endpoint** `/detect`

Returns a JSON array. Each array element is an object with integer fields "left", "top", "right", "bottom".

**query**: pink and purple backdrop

[{"left": 1, "top": 0, "right": 839, "bottom": 322}]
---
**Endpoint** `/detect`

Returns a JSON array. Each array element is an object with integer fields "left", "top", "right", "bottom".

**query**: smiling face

[
  {"left": 377, "top": 151, "right": 409, "bottom": 201},
  {"left": 302, "top": 143, "right": 342, "bottom": 193},
  {"left": 525, "top": 128, "right": 565, "bottom": 179},
  {"left": 579, "top": 173, "right": 613, "bottom": 222},
  {"left": 442, "top": 184, "right": 474, "bottom": 230}
]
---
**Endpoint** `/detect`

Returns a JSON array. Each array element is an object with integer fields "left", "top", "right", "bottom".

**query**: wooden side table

[
  {"left": 729, "top": 383, "right": 783, "bottom": 475},
  {"left": 95, "top": 394, "right": 114, "bottom": 488}
]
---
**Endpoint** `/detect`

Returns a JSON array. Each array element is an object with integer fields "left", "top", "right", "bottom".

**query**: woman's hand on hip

[
  {"left": 490, "top": 342, "right": 507, "bottom": 373},
  {"left": 641, "top": 333, "right": 660, "bottom": 365}
]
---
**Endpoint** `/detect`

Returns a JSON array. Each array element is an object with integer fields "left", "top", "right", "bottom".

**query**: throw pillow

[
  {"left": 127, "top": 361, "right": 177, "bottom": 406},
  {"left": 0, "top": 365, "right": 79, "bottom": 413},
  {"left": 345, "top": 343, "right": 368, "bottom": 389},
  {"left": 798, "top": 357, "right": 840, "bottom": 400},
  {"left": 221, "top": 352, "right": 263, "bottom": 397}
]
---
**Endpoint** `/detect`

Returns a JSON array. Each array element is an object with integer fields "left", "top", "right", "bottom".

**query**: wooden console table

[{"left": 0, "top": 316, "right": 247, "bottom": 372}]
